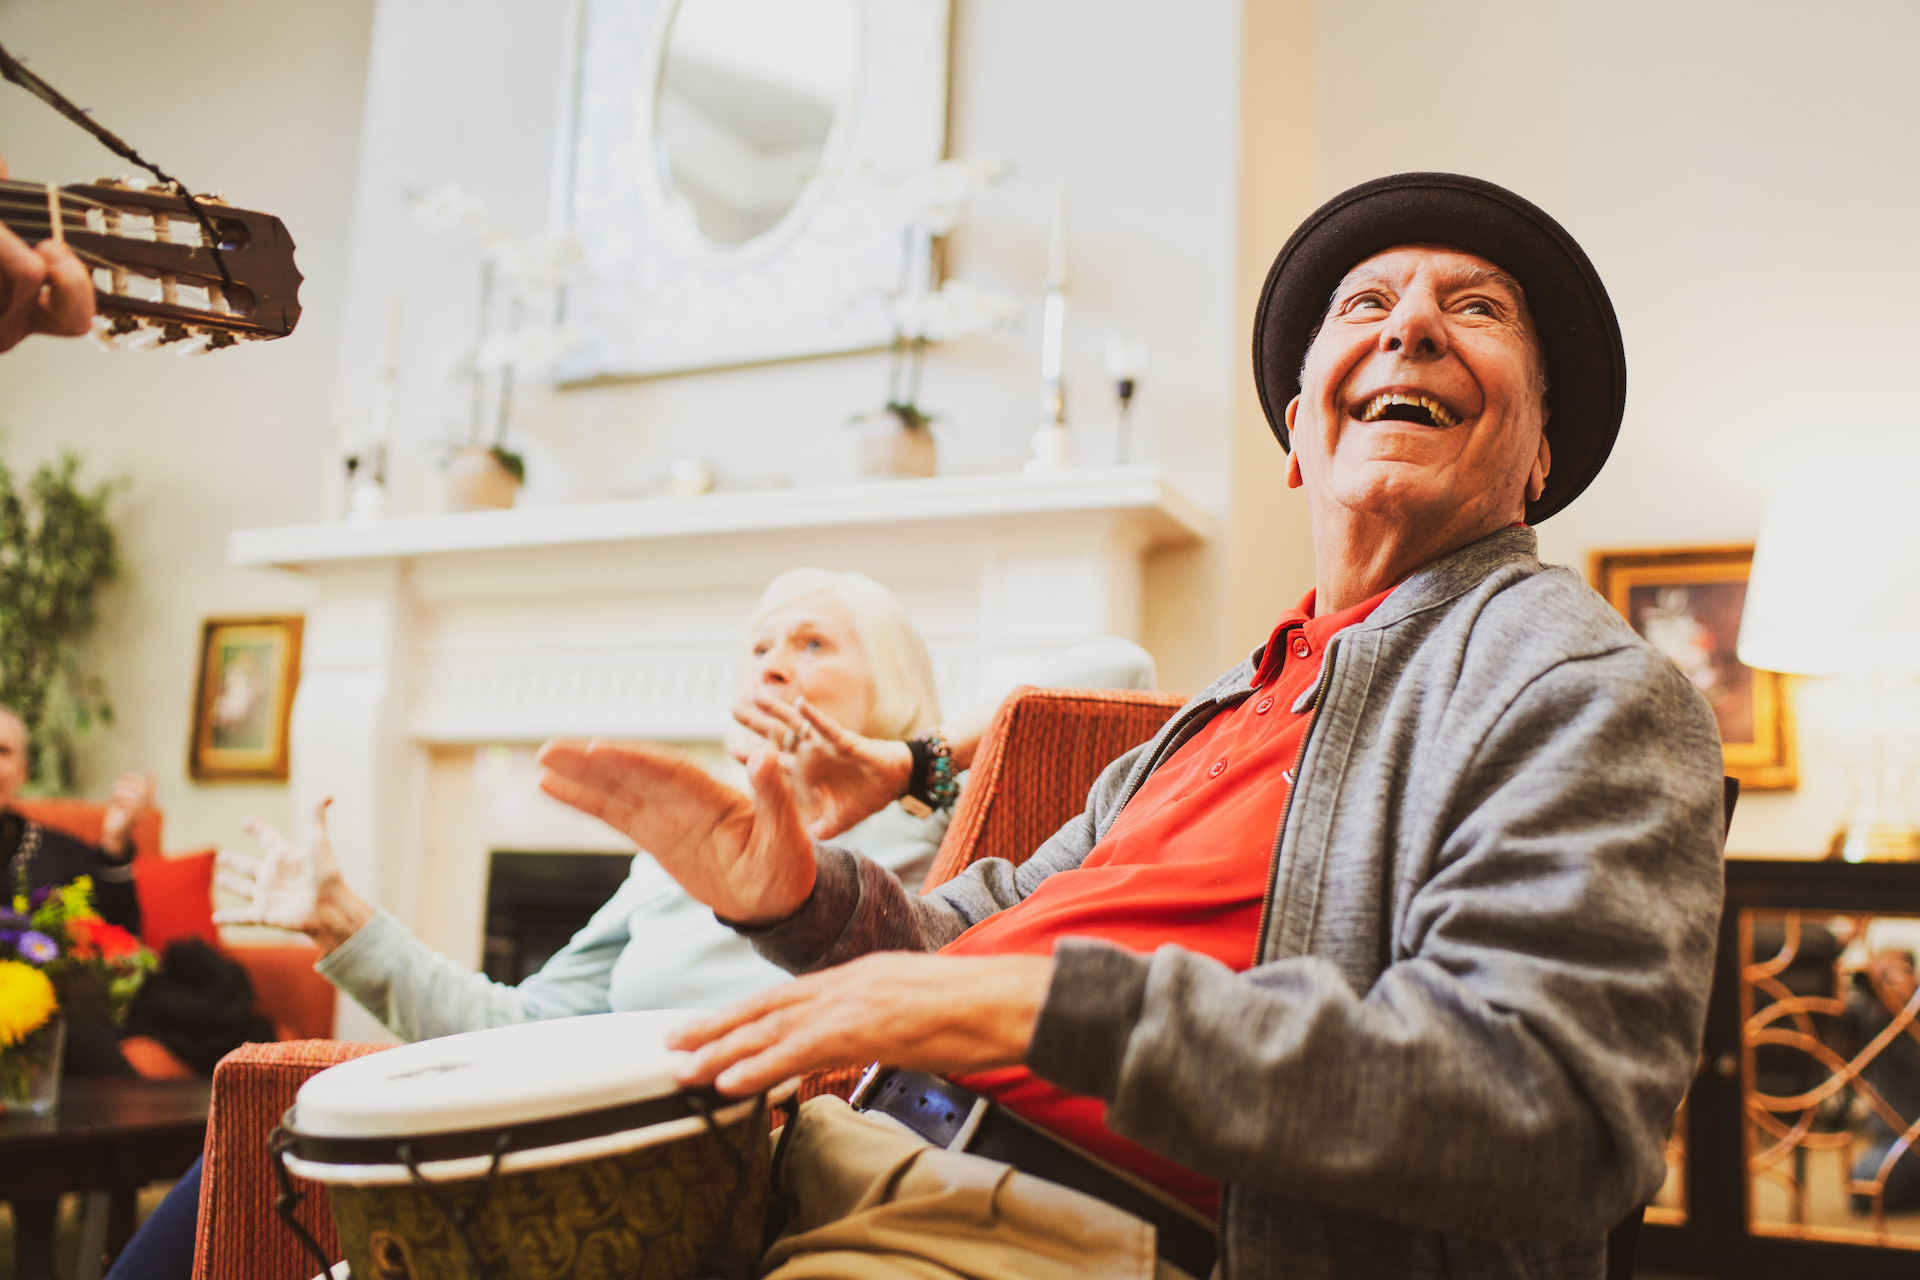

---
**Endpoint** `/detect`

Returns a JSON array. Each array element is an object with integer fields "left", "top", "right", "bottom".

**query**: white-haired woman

[{"left": 215, "top": 568, "right": 970, "bottom": 1035}]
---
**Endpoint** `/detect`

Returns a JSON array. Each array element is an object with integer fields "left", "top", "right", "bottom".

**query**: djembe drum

[{"left": 272, "top": 1011, "right": 773, "bottom": 1280}]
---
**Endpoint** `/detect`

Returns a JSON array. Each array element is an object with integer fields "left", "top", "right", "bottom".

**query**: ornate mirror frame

[{"left": 555, "top": 0, "right": 951, "bottom": 381}]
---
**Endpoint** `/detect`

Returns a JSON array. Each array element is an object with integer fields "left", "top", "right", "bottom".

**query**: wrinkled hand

[
  {"left": 731, "top": 693, "right": 913, "bottom": 840},
  {"left": 1865, "top": 949, "right": 1920, "bottom": 1018},
  {"left": 537, "top": 738, "right": 816, "bottom": 926},
  {"left": 98, "top": 772, "right": 154, "bottom": 857},
  {"left": 667, "top": 951, "right": 1056, "bottom": 1097},
  {"left": 0, "top": 158, "right": 95, "bottom": 353},
  {"left": 212, "top": 799, "right": 373, "bottom": 953}
]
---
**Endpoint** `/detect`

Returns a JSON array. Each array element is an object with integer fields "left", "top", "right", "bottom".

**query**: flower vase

[
  {"left": 853, "top": 408, "right": 937, "bottom": 479},
  {"left": 0, "top": 1016, "right": 66, "bottom": 1115}
]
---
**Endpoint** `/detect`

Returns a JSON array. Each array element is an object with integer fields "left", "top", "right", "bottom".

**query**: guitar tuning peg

[
  {"left": 91, "top": 313, "right": 140, "bottom": 350},
  {"left": 124, "top": 322, "right": 166, "bottom": 351},
  {"left": 174, "top": 330, "right": 215, "bottom": 358}
]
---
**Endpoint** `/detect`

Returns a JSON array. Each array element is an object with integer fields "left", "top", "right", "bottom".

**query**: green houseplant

[{"left": 0, "top": 453, "right": 120, "bottom": 789}]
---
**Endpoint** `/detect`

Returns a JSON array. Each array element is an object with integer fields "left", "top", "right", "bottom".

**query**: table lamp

[{"left": 1737, "top": 464, "right": 1920, "bottom": 861}]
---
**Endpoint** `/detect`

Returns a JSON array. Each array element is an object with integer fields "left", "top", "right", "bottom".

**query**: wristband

[{"left": 903, "top": 728, "right": 958, "bottom": 816}]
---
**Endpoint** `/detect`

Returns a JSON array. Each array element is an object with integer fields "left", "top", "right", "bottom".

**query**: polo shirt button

[
  {"left": 1208, "top": 758, "right": 1227, "bottom": 778},
  {"left": 1290, "top": 635, "right": 1312, "bottom": 659},
  {"left": 1254, "top": 697, "right": 1274, "bottom": 715}
]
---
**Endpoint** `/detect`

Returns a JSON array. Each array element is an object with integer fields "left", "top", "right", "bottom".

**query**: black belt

[{"left": 850, "top": 1066, "right": 1218, "bottom": 1279}]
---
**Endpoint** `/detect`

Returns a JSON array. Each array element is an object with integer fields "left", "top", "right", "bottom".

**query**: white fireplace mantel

[
  {"left": 230, "top": 466, "right": 1209, "bottom": 569},
  {"left": 230, "top": 466, "right": 1208, "bottom": 1038}
]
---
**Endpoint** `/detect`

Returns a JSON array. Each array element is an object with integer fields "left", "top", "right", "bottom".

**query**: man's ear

[
  {"left": 1284, "top": 397, "right": 1304, "bottom": 490},
  {"left": 1526, "top": 429, "right": 1552, "bottom": 503}
]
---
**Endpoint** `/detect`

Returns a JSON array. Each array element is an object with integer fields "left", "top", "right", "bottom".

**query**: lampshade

[{"left": 1738, "top": 463, "right": 1920, "bottom": 677}]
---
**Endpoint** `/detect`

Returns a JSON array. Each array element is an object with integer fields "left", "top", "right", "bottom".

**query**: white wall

[
  {"left": 1299, "top": 0, "right": 1920, "bottom": 854},
  {"left": 332, "top": 0, "right": 1247, "bottom": 698},
  {"left": 0, "top": 0, "right": 376, "bottom": 848}
]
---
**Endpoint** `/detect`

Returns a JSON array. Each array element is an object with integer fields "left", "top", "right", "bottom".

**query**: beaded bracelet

[{"left": 902, "top": 728, "right": 959, "bottom": 816}]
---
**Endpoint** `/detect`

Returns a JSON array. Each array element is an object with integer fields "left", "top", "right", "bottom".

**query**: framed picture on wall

[
  {"left": 188, "top": 616, "right": 303, "bottom": 782},
  {"left": 1590, "top": 546, "right": 1795, "bottom": 791}
]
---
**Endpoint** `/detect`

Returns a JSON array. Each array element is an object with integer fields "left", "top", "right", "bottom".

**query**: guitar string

[
  {"left": 0, "top": 200, "right": 241, "bottom": 321},
  {"left": 0, "top": 40, "right": 234, "bottom": 293}
]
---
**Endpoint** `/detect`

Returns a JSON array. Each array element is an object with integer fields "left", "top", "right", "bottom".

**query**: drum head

[{"left": 294, "top": 1010, "right": 703, "bottom": 1139}]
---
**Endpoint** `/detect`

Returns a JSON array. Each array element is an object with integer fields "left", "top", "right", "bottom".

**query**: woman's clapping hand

[
  {"left": 730, "top": 692, "right": 913, "bottom": 840},
  {"left": 212, "top": 799, "right": 374, "bottom": 954}
]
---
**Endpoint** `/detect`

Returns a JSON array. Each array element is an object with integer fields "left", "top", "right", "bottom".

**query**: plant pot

[
  {"left": 444, "top": 447, "right": 522, "bottom": 512},
  {"left": 853, "top": 409, "right": 937, "bottom": 479},
  {"left": 0, "top": 1016, "right": 66, "bottom": 1115}
]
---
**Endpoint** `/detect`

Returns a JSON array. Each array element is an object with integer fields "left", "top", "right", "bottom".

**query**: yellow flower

[{"left": 0, "top": 960, "right": 58, "bottom": 1048}]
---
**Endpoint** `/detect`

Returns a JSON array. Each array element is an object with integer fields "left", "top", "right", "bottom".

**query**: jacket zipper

[
  {"left": 1251, "top": 638, "right": 1340, "bottom": 980},
  {"left": 1213, "top": 634, "right": 1340, "bottom": 1276}
]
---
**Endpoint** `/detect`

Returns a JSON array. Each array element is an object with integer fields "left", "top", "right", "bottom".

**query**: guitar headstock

[{"left": 48, "top": 178, "right": 302, "bottom": 354}]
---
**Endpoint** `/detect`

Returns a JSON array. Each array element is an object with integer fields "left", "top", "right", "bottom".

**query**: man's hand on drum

[
  {"left": 730, "top": 691, "right": 912, "bottom": 840},
  {"left": 0, "top": 155, "right": 96, "bottom": 354},
  {"left": 213, "top": 798, "right": 375, "bottom": 953},
  {"left": 536, "top": 737, "right": 816, "bottom": 926},
  {"left": 666, "top": 950, "right": 1057, "bottom": 1096}
]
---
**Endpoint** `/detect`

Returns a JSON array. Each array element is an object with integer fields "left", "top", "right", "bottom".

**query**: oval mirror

[{"left": 653, "top": 0, "right": 860, "bottom": 250}]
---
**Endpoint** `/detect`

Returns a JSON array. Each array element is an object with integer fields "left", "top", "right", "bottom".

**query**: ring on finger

[{"left": 782, "top": 728, "right": 798, "bottom": 751}]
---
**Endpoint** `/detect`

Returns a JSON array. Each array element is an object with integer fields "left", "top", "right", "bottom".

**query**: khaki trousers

[{"left": 761, "top": 1097, "right": 1202, "bottom": 1280}]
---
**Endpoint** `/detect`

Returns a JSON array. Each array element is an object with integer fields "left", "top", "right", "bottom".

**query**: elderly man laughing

[{"left": 538, "top": 174, "right": 1726, "bottom": 1280}]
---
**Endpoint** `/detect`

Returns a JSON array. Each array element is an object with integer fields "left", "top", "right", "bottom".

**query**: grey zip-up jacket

[{"left": 744, "top": 527, "right": 1727, "bottom": 1280}]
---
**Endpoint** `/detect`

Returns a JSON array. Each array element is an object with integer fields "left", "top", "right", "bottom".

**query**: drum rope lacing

[
  {"left": 397, "top": 1134, "right": 511, "bottom": 1280},
  {"left": 269, "top": 1124, "right": 345, "bottom": 1280}
]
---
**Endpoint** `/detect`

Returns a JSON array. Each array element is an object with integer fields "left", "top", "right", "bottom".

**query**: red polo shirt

[{"left": 943, "top": 586, "right": 1395, "bottom": 1216}]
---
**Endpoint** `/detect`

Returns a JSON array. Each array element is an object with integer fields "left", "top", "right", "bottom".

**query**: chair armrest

[
  {"left": 923, "top": 686, "right": 1187, "bottom": 889},
  {"left": 192, "top": 1040, "right": 391, "bottom": 1280}
]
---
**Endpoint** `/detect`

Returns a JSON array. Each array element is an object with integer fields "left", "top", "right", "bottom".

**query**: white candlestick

[{"left": 1045, "top": 184, "right": 1069, "bottom": 289}]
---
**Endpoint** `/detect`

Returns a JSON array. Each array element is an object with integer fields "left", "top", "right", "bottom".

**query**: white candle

[
  {"left": 1045, "top": 184, "right": 1070, "bottom": 289},
  {"left": 382, "top": 290, "right": 403, "bottom": 373},
  {"left": 368, "top": 291, "right": 402, "bottom": 447},
  {"left": 1040, "top": 291, "right": 1064, "bottom": 382},
  {"left": 905, "top": 226, "right": 933, "bottom": 300}
]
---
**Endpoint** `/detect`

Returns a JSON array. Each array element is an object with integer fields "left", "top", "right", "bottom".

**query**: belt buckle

[{"left": 847, "top": 1062, "right": 886, "bottom": 1110}]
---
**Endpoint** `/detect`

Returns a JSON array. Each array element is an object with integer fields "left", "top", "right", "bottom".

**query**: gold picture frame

[
  {"left": 1590, "top": 546, "right": 1795, "bottom": 791},
  {"left": 188, "top": 615, "right": 303, "bottom": 782}
]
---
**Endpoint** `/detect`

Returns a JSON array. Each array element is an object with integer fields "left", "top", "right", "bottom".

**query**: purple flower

[
  {"left": 17, "top": 931, "right": 58, "bottom": 963},
  {"left": 29, "top": 884, "right": 53, "bottom": 909},
  {"left": 0, "top": 909, "right": 24, "bottom": 929}
]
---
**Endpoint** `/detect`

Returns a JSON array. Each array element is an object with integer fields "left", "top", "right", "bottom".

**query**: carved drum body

[{"left": 278, "top": 1011, "right": 770, "bottom": 1280}]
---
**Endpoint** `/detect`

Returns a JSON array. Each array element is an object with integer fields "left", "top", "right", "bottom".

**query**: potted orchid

[
  {"left": 0, "top": 877, "right": 154, "bottom": 1113},
  {"left": 408, "top": 184, "right": 581, "bottom": 510},
  {"left": 852, "top": 159, "right": 1021, "bottom": 478}
]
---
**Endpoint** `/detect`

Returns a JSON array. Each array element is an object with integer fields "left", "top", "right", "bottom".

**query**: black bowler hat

[{"left": 1251, "top": 172, "right": 1625, "bottom": 523}]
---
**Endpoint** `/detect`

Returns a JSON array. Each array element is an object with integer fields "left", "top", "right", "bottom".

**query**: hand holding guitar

[{"left": 0, "top": 153, "right": 93, "bottom": 352}]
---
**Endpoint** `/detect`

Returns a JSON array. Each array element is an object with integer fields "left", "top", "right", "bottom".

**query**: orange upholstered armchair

[{"left": 187, "top": 686, "right": 1186, "bottom": 1280}]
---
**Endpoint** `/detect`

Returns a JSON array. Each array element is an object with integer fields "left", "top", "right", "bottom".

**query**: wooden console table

[
  {"left": 0, "top": 1076, "right": 210, "bottom": 1277},
  {"left": 1641, "top": 858, "right": 1920, "bottom": 1279}
]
